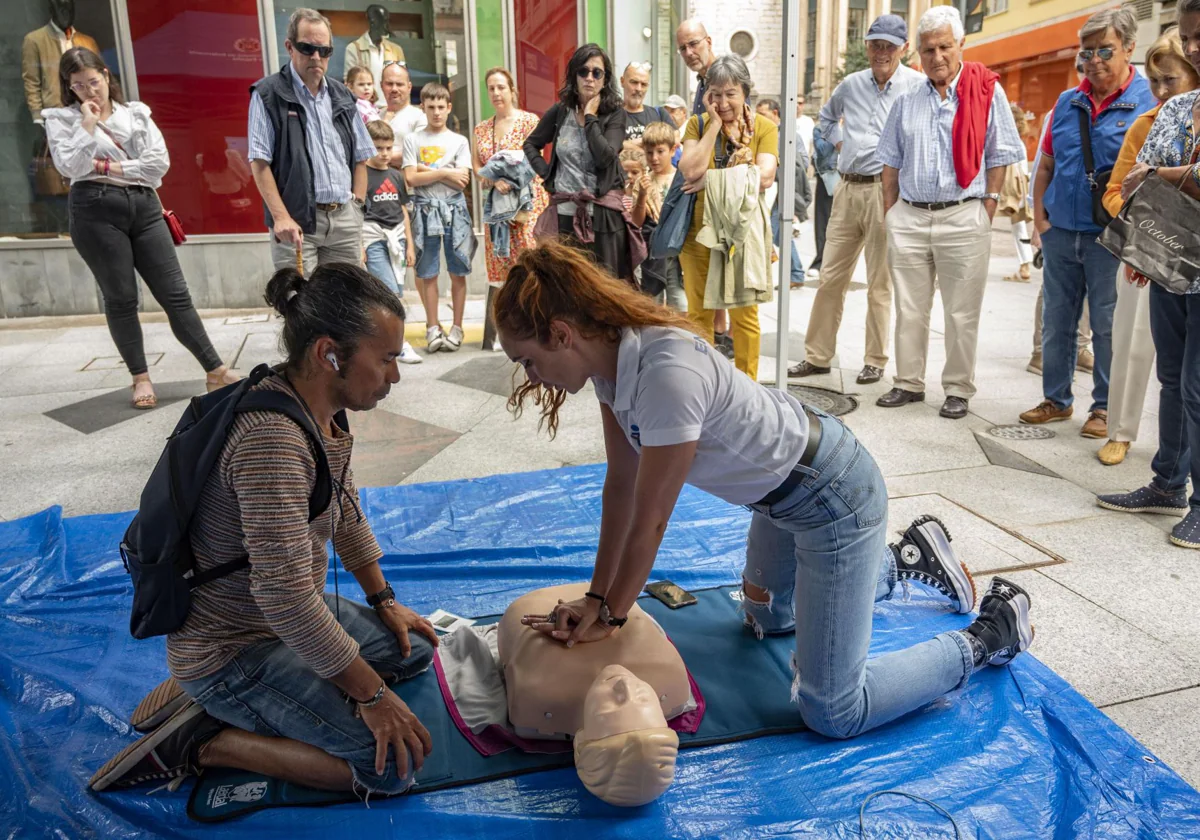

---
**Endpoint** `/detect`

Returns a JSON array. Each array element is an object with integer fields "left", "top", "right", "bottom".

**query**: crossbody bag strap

[{"left": 1075, "top": 105, "right": 1097, "bottom": 190}]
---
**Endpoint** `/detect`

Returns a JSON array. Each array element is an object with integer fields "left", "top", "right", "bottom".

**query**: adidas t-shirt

[
  {"left": 401, "top": 127, "right": 472, "bottom": 201},
  {"left": 364, "top": 166, "right": 409, "bottom": 228}
]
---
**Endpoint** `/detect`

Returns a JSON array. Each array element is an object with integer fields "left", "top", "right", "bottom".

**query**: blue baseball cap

[{"left": 866, "top": 14, "right": 908, "bottom": 46}]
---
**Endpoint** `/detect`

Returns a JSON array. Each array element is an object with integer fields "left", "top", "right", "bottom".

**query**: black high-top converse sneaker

[
  {"left": 964, "top": 577, "right": 1035, "bottom": 667},
  {"left": 890, "top": 515, "right": 977, "bottom": 614}
]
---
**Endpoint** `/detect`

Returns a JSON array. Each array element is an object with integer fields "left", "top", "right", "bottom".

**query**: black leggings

[{"left": 69, "top": 182, "right": 222, "bottom": 376}]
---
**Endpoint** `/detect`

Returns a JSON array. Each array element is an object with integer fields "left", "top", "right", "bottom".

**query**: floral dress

[{"left": 474, "top": 111, "right": 549, "bottom": 287}]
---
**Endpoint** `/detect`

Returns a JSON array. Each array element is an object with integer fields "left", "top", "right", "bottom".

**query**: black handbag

[
  {"left": 1098, "top": 168, "right": 1200, "bottom": 295},
  {"left": 1077, "top": 107, "right": 1114, "bottom": 227}
]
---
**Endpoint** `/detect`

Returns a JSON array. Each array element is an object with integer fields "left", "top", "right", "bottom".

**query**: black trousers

[
  {"left": 69, "top": 182, "right": 222, "bottom": 376},
  {"left": 557, "top": 208, "right": 631, "bottom": 282},
  {"left": 812, "top": 175, "right": 833, "bottom": 272}
]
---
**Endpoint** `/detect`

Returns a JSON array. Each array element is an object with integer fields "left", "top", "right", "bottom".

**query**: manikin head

[
  {"left": 366, "top": 3, "right": 391, "bottom": 43},
  {"left": 573, "top": 665, "right": 679, "bottom": 807},
  {"left": 50, "top": 0, "right": 75, "bottom": 30}
]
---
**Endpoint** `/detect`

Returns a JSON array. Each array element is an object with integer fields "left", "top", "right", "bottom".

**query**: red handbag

[{"left": 162, "top": 208, "right": 186, "bottom": 246}]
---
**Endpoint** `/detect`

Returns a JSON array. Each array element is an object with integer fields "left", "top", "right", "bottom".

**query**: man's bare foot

[{"left": 131, "top": 375, "right": 157, "bottom": 410}]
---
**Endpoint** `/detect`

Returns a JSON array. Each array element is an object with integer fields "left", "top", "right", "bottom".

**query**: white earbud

[{"left": 326, "top": 352, "right": 340, "bottom": 371}]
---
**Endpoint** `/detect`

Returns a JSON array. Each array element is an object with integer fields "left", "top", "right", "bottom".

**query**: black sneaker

[
  {"left": 890, "top": 515, "right": 976, "bottom": 614},
  {"left": 89, "top": 701, "right": 222, "bottom": 792},
  {"left": 964, "top": 577, "right": 1034, "bottom": 667},
  {"left": 1097, "top": 483, "right": 1188, "bottom": 516},
  {"left": 131, "top": 676, "right": 189, "bottom": 733},
  {"left": 714, "top": 332, "right": 735, "bottom": 359}
]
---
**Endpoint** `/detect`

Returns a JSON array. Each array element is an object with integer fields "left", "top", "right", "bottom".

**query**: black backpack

[{"left": 121, "top": 364, "right": 342, "bottom": 639}]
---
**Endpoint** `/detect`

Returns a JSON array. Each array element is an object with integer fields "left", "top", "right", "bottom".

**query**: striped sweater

[{"left": 167, "top": 375, "right": 382, "bottom": 682}]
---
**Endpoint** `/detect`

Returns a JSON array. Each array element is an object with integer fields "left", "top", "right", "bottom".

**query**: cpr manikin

[
  {"left": 497, "top": 584, "right": 690, "bottom": 737},
  {"left": 495, "top": 584, "right": 684, "bottom": 805}
]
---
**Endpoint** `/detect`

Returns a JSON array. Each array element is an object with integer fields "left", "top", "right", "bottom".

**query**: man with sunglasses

[
  {"left": 249, "top": 8, "right": 375, "bottom": 276},
  {"left": 1020, "top": 7, "right": 1156, "bottom": 439}
]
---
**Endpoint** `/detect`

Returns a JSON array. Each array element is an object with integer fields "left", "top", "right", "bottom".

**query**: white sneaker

[
  {"left": 445, "top": 325, "right": 464, "bottom": 351},
  {"left": 806, "top": 267, "right": 820, "bottom": 280},
  {"left": 399, "top": 341, "right": 422, "bottom": 364},
  {"left": 426, "top": 325, "right": 446, "bottom": 353}
]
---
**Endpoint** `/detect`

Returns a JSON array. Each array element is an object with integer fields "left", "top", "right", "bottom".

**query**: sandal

[
  {"left": 132, "top": 381, "right": 157, "bottom": 410},
  {"left": 205, "top": 368, "right": 242, "bottom": 393}
]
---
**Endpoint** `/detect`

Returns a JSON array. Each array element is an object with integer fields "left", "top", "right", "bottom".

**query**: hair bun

[{"left": 264, "top": 267, "right": 306, "bottom": 315}]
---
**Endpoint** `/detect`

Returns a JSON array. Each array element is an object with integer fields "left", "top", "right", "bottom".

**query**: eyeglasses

[
  {"left": 577, "top": 67, "right": 604, "bottom": 80},
  {"left": 1078, "top": 47, "right": 1116, "bottom": 62},
  {"left": 69, "top": 78, "right": 105, "bottom": 95},
  {"left": 293, "top": 41, "right": 333, "bottom": 59},
  {"left": 678, "top": 38, "right": 706, "bottom": 55}
]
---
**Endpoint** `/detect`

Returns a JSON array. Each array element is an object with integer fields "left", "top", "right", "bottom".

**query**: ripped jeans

[
  {"left": 742, "top": 408, "right": 974, "bottom": 739},
  {"left": 179, "top": 594, "right": 433, "bottom": 796}
]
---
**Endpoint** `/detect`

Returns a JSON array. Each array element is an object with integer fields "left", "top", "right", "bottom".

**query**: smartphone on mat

[{"left": 644, "top": 580, "right": 698, "bottom": 609}]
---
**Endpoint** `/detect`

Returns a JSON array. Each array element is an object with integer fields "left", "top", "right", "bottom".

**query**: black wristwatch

[
  {"left": 366, "top": 583, "right": 395, "bottom": 609},
  {"left": 598, "top": 603, "right": 628, "bottom": 628}
]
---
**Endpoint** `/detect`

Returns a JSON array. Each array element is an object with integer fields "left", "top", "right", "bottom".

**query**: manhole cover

[
  {"left": 988, "top": 424, "right": 1056, "bottom": 440},
  {"left": 787, "top": 385, "right": 858, "bottom": 417}
]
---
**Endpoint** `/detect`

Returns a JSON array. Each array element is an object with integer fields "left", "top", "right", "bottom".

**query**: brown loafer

[
  {"left": 788, "top": 360, "right": 831, "bottom": 378},
  {"left": 1076, "top": 349, "right": 1095, "bottom": 373},
  {"left": 1081, "top": 409, "right": 1108, "bottom": 439},
  {"left": 1019, "top": 400, "right": 1072, "bottom": 424},
  {"left": 876, "top": 388, "right": 925, "bottom": 408}
]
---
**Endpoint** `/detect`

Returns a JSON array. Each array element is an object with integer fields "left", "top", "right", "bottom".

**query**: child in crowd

[
  {"left": 618, "top": 146, "right": 648, "bottom": 216},
  {"left": 402, "top": 83, "right": 475, "bottom": 353},
  {"left": 638, "top": 122, "right": 686, "bottom": 311},
  {"left": 346, "top": 66, "right": 380, "bottom": 124},
  {"left": 363, "top": 121, "right": 420, "bottom": 364}
]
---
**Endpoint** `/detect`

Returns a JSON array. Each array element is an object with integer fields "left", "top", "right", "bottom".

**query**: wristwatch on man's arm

[{"left": 366, "top": 583, "right": 396, "bottom": 610}]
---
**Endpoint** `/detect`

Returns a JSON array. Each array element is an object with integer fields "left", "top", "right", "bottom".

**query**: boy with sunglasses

[{"left": 248, "top": 8, "right": 375, "bottom": 275}]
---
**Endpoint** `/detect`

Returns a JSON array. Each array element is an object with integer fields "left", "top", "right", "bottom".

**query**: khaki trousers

[
  {"left": 1033, "top": 288, "right": 1091, "bottom": 353},
  {"left": 804, "top": 180, "right": 892, "bottom": 368},
  {"left": 1107, "top": 269, "right": 1156, "bottom": 441},
  {"left": 886, "top": 200, "right": 991, "bottom": 399},
  {"left": 680, "top": 238, "right": 760, "bottom": 380}
]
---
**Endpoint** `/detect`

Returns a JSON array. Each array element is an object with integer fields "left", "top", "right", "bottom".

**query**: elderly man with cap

[
  {"left": 789, "top": 14, "right": 923, "bottom": 386},
  {"left": 874, "top": 5, "right": 1024, "bottom": 419}
]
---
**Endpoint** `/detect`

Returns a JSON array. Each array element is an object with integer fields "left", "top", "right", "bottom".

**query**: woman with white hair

[{"left": 1021, "top": 7, "right": 1158, "bottom": 439}]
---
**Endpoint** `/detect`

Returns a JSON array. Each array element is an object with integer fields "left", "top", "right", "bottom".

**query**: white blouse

[{"left": 42, "top": 101, "right": 170, "bottom": 189}]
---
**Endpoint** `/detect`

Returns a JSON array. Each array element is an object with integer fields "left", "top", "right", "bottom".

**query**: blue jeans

[
  {"left": 178, "top": 594, "right": 434, "bottom": 795},
  {"left": 1039, "top": 225, "right": 1118, "bottom": 411},
  {"left": 741, "top": 409, "right": 973, "bottom": 739},
  {"left": 365, "top": 240, "right": 402, "bottom": 295},
  {"left": 772, "top": 205, "right": 804, "bottom": 287},
  {"left": 1148, "top": 283, "right": 1200, "bottom": 509}
]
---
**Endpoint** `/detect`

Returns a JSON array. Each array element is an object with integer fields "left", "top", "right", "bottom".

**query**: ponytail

[{"left": 492, "top": 240, "right": 696, "bottom": 437}]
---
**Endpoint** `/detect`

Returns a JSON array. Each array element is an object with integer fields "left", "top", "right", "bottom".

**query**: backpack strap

[{"left": 234, "top": 390, "right": 335, "bottom": 523}]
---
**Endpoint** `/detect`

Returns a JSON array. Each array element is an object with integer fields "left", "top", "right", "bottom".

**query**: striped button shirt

[
  {"left": 875, "top": 66, "right": 1025, "bottom": 203},
  {"left": 816, "top": 64, "right": 924, "bottom": 176},
  {"left": 247, "top": 62, "right": 374, "bottom": 203},
  {"left": 167, "top": 374, "right": 383, "bottom": 682}
]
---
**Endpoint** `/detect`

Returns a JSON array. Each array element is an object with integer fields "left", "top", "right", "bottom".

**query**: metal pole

[{"left": 774, "top": 0, "right": 801, "bottom": 387}]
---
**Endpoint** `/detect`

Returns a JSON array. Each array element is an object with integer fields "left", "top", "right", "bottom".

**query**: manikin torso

[{"left": 496, "top": 583, "right": 690, "bottom": 737}]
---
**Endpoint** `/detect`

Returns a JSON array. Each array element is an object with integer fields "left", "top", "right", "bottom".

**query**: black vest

[{"left": 249, "top": 65, "right": 358, "bottom": 235}]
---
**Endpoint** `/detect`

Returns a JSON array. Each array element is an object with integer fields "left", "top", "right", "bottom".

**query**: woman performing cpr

[{"left": 495, "top": 242, "right": 1035, "bottom": 739}]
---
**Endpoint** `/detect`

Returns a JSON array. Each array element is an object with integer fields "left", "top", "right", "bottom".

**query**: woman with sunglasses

[
  {"left": 43, "top": 48, "right": 237, "bottom": 410},
  {"left": 524, "top": 44, "right": 638, "bottom": 282}
]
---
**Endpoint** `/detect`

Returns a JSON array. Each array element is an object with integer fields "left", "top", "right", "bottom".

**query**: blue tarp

[{"left": 2, "top": 464, "right": 1199, "bottom": 838}]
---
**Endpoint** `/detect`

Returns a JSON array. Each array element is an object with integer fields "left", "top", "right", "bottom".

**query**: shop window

[
  {"left": 125, "top": 0, "right": 265, "bottom": 236},
  {"left": 3, "top": 0, "right": 120, "bottom": 238},
  {"left": 514, "top": 0, "right": 578, "bottom": 115}
]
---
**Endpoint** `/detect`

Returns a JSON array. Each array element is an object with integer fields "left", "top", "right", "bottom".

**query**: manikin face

[
  {"left": 918, "top": 25, "right": 964, "bottom": 87},
  {"left": 579, "top": 665, "right": 668, "bottom": 743},
  {"left": 1079, "top": 27, "right": 1133, "bottom": 93},
  {"left": 500, "top": 321, "right": 591, "bottom": 395},
  {"left": 286, "top": 19, "right": 331, "bottom": 90},
  {"left": 367, "top": 5, "right": 391, "bottom": 40},
  {"left": 50, "top": 0, "right": 74, "bottom": 31},
  {"left": 382, "top": 64, "right": 412, "bottom": 109},
  {"left": 326, "top": 309, "right": 404, "bottom": 412}
]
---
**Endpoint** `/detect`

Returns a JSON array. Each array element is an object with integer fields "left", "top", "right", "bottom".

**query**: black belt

[
  {"left": 73, "top": 181, "right": 153, "bottom": 193},
  {"left": 903, "top": 197, "right": 978, "bottom": 211},
  {"left": 840, "top": 172, "right": 881, "bottom": 184},
  {"left": 756, "top": 408, "right": 823, "bottom": 507}
]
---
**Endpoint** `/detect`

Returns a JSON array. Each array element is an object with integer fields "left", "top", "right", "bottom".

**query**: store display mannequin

[
  {"left": 22, "top": 0, "right": 101, "bottom": 124},
  {"left": 497, "top": 583, "right": 691, "bottom": 738},
  {"left": 573, "top": 665, "right": 679, "bottom": 806},
  {"left": 343, "top": 4, "right": 406, "bottom": 105}
]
